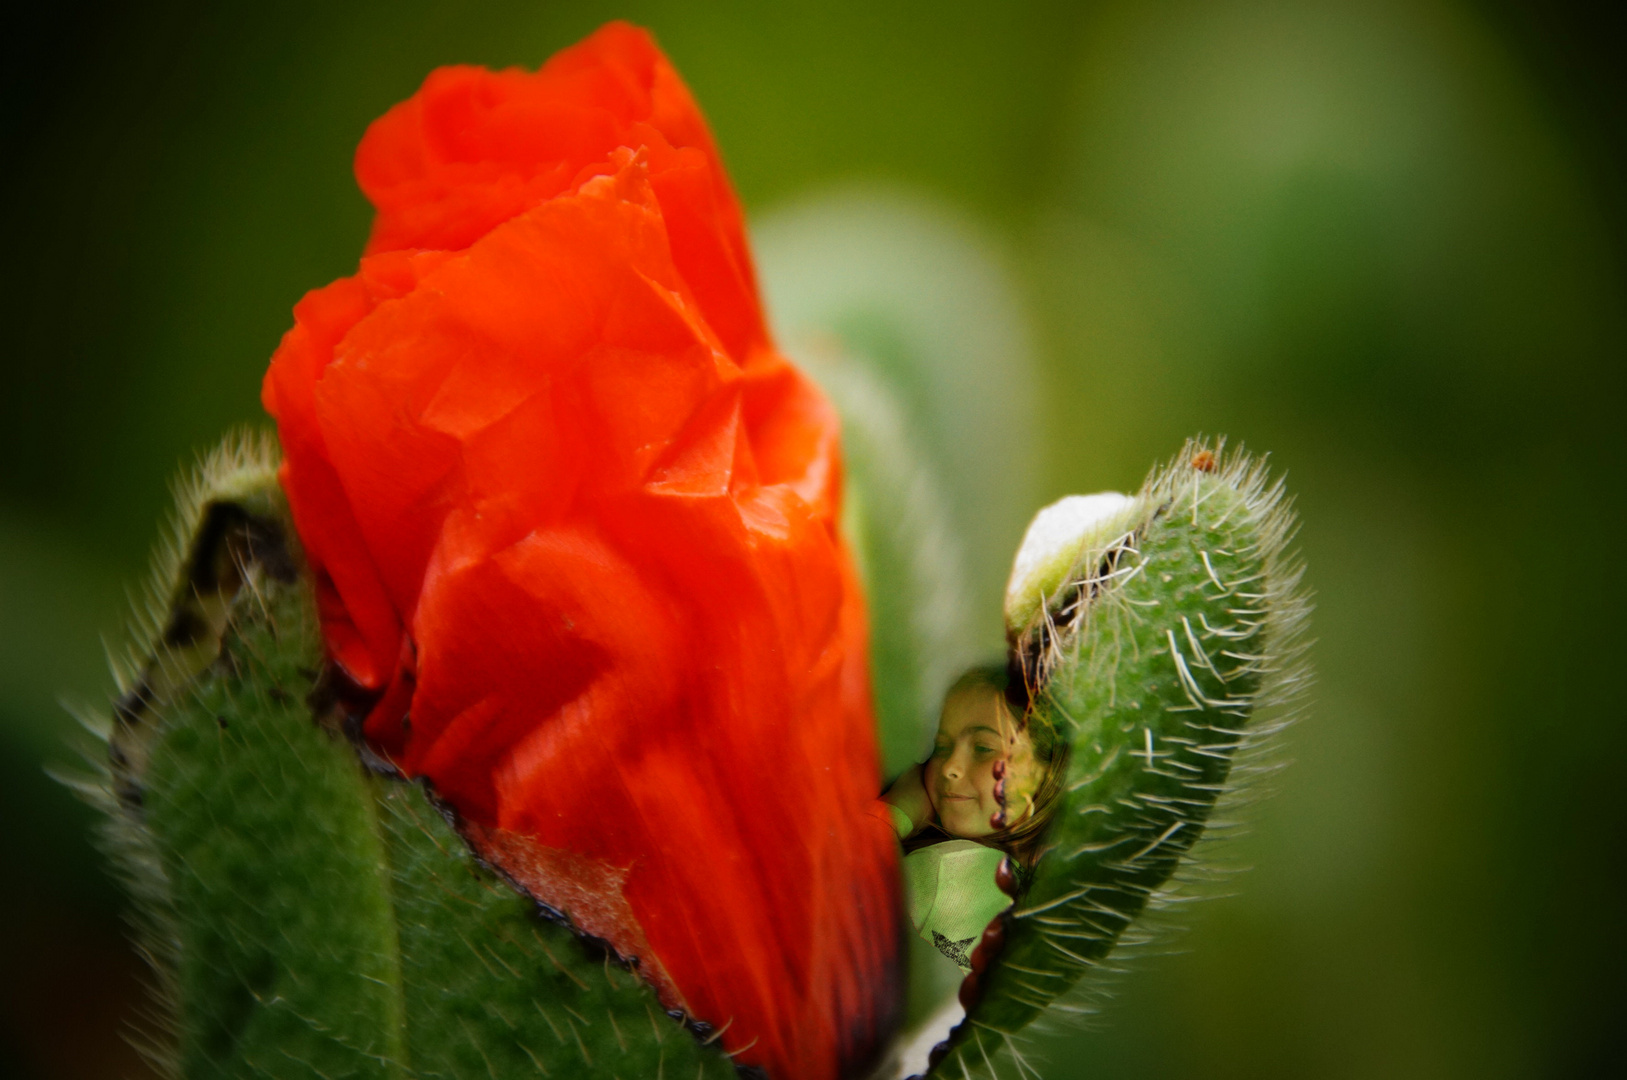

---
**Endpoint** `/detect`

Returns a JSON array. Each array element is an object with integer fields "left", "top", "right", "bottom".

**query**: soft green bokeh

[{"left": 3, "top": 1, "right": 1621, "bottom": 1077}]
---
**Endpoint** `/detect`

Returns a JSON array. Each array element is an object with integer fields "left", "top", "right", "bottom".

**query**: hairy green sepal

[
  {"left": 926, "top": 447, "right": 1307, "bottom": 1078},
  {"left": 93, "top": 436, "right": 733, "bottom": 1080}
]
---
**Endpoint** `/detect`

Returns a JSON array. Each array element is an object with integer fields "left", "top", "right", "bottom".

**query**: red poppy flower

[{"left": 262, "top": 22, "right": 901, "bottom": 1080}]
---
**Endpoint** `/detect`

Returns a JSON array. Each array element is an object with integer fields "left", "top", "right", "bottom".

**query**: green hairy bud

[{"left": 921, "top": 441, "right": 1310, "bottom": 1078}]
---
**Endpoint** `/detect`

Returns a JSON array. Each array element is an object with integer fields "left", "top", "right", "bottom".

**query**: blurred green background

[{"left": 3, "top": 1, "right": 1623, "bottom": 1077}]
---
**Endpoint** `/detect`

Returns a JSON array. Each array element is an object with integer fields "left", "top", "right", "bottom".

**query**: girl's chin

[{"left": 941, "top": 808, "right": 991, "bottom": 838}]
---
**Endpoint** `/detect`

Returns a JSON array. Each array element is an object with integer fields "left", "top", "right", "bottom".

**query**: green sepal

[
  {"left": 926, "top": 442, "right": 1309, "bottom": 1077},
  {"left": 143, "top": 569, "right": 405, "bottom": 1078},
  {"left": 90, "top": 434, "right": 735, "bottom": 1080}
]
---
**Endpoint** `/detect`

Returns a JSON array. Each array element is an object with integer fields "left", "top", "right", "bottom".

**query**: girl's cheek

[{"left": 971, "top": 764, "right": 992, "bottom": 803}]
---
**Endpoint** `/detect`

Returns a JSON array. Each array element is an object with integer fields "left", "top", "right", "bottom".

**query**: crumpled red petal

[{"left": 262, "top": 23, "right": 901, "bottom": 1080}]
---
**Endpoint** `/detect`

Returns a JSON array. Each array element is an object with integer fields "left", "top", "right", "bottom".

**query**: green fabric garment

[{"left": 901, "top": 840, "right": 1011, "bottom": 971}]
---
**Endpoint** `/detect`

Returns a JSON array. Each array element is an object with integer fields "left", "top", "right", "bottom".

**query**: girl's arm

[{"left": 879, "top": 763, "right": 934, "bottom": 838}]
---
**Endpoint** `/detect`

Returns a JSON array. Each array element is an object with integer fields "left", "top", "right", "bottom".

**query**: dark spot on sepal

[
  {"left": 162, "top": 607, "right": 208, "bottom": 647},
  {"left": 114, "top": 777, "right": 144, "bottom": 812},
  {"left": 106, "top": 495, "right": 308, "bottom": 831},
  {"left": 307, "top": 662, "right": 414, "bottom": 777},
  {"left": 307, "top": 662, "right": 378, "bottom": 737},
  {"left": 184, "top": 501, "right": 298, "bottom": 596},
  {"left": 113, "top": 680, "right": 154, "bottom": 730},
  {"left": 348, "top": 731, "right": 405, "bottom": 779}
]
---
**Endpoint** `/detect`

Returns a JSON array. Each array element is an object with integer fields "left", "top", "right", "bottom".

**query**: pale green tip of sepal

[{"left": 1002, "top": 491, "right": 1138, "bottom": 636}]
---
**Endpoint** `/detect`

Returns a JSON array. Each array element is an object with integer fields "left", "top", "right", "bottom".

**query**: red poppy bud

[{"left": 262, "top": 22, "right": 901, "bottom": 1079}]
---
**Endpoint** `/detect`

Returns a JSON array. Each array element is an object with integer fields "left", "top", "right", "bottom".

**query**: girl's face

[{"left": 924, "top": 685, "right": 1037, "bottom": 839}]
